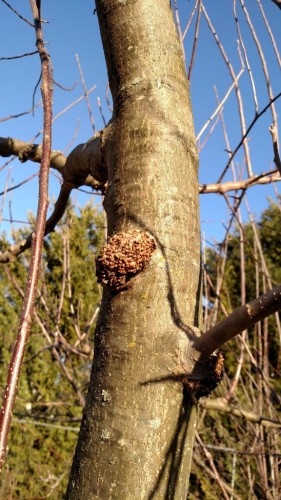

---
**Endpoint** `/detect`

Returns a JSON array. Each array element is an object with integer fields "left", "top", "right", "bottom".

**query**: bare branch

[
  {"left": 202, "top": 3, "right": 253, "bottom": 177},
  {"left": 217, "top": 91, "right": 281, "bottom": 183},
  {"left": 240, "top": 0, "right": 279, "bottom": 143},
  {"left": 0, "top": 50, "right": 37, "bottom": 60},
  {"left": 0, "top": 129, "right": 108, "bottom": 190},
  {"left": 0, "top": 129, "right": 108, "bottom": 263},
  {"left": 0, "top": 0, "right": 53, "bottom": 469},
  {"left": 76, "top": 54, "right": 96, "bottom": 133},
  {"left": 4, "top": 266, "right": 86, "bottom": 406},
  {"left": 187, "top": 0, "right": 202, "bottom": 81},
  {"left": 196, "top": 432, "right": 231, "bottom": 500},
  {"left": 196, "top": 67, "right": 244, "bottom": 142},
  {"left": 0, "top": 172, "right": 38, "bottom": 196},
  {"left": 172, "top": 0, "right": 185, "bottom": 59},
  {"left": 0, "top": 183, "right": 72, "bottom": 263},
  {"left": 182, "top": 0, "right": 199, "bottom": 41},
  {"left": 97, "top": 96, "right": 106, "bottom": 126},
  {"left": 1, "top": 0, "right": 35, "bottom": 27},
  {"left": 199, "top": 170, "right": 280, "bottom": 194},
  {"left": 0, "top": 102, "right": 42, "bottom": 122},
  {"left": 257, "top": 0, "right": 281, "bottom": 68},
  {"left": 193, "top": 454, "right": 242, "bottom": 500},
  {"left": 234, "top": 2, "right": 258, "bottom": 114},
  {"left": 188, "top": 284, "right": 281, "bottom": 363},
  {"left": 0, "top": 136, "right": 66, "bottom": 173},
  {"left": 200, "top": 398, "right": 281, "bottom": 429}
]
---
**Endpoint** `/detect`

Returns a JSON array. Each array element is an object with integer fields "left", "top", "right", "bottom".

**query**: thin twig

[
  {"left": 234, "top": 1, "right": 258, "bottom": 114},
  {"left": 0, "top": 0, "right": 53, "bottom": 469},
  {"left": 105, "top": 82, "right": 113, "bottom": 113},
  {"left": 240, "top": 0, "right": 278, "bottom": 142},
  {"left": 0, "top": 50, "right": 37, "bottom": 60},
  {"left": 256, "top": 0, "right": 281, "bottom": 68},
  {"left": 0, "top": 183, "right": 72, "bottom": 263},
  {"left": 225, "top": 210, "right": 247, "bottom": 401},
  {"left": 0, "top": 101, "right": 42, "bottom": 123},
  {"left": 0, "top": 172, "right": 39, "bottom": 196},
  {"left": 173, "top": 0, "right": 185, "bottom": 59},
  {"left": 187, "top": 0, "right": 201, "bottom": 81},
  {"left": 53, "top": 79, "right": 78, "bottom": 92},
  {"left": 4, "top": 266, "right": 86, "bottom": 407},
  {"left": 196, "top": 433, "right": 231, "bottom": 500},
  {"left": 182, "top": 0, "right": 199, "bottom": 41},
  {"left": 97, "top": 96, "right": 106, "bottom": 126},
  {"left": 0, "top": 168, "right": 12, "bottom": 225},
  {"left": 1, "top": 0, "right": 35, "bottom": 27},
  {"left": 217, "top": 92, "right": 281, "bottom": 183},
  {"left": 202, "top": 3, "right": 253, "bottom": 177},
  {"left": 76, "top": 54, "right": 96, "bottom": 133},
  {"left": 196, "top": 67, "right": 244, "bottom": 142}
]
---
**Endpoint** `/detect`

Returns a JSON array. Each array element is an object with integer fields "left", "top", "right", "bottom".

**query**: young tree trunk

[{"left": 66, "top": 1, "right": 200, "bottom": 498}]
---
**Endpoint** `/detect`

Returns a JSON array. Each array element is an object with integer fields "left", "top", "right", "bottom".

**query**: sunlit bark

[{"left": 66, "top": 1, "right": 201, "bottom": 498}]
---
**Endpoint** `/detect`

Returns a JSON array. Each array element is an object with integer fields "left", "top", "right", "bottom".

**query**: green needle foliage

[{"left": 0, "top": 200, "right": 104, "bottom": 499}]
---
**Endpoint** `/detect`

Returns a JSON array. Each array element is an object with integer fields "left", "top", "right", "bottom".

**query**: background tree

[
  {"left": 191, "top": 198, "right": 281, "bottom": 498},
  {"left": 0, "top": 201, "right": 103, "bottom": 498},
  {"left": 0, "top": 1, "right": 280, "bottom": 498}
]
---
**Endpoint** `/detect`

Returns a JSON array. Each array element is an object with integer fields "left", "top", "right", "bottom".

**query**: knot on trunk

[
  {"left": 95, "top": 229, "right": 156, "bottom": 291},
  {"left": 183, "top": 351, "right": 224, "bottom": 401}
]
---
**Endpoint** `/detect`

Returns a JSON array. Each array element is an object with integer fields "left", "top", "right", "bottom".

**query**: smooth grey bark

[{"left": 66, "top": 1, "right": 200, "bottom": 498}]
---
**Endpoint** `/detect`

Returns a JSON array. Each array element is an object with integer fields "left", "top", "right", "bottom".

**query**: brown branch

[
  {"left": 1, "top": 135, "right": 279, "bottom": 199},
  {"left": 0, "top": 182, "right": 72, "bottom": 263},
  {"left": 217, "top": 91, "right": 281, "bottom": 183},
  {"left": 0, "top": 50, "right": 38, "bottom": 60},
  {"left": 0, "top": 172, "right": 38, "bottom": 196},
  {"left": 193, "top": 454, "right": 242, "bottom": 500},
  {"left": 1, "top": 142, "right": 280, "bottom": 263},
  {"left": 76, "top": 53, "right": 96, "bottom": 133},
  {"left": 196, "top": 432, "right": 230, "bottom": 500},
  {"left": 0, "top": 130, "right": 108, "bottom": 190},
  {"left": 1, "top": 0, "right": 35, "bottom": 27},
  {"left": 188, "top": 284, "right": 281, "bottom": 363},
  {"left": 200, "top": 398, "right": 281, "bottom": 429},
  {"left": 0, "top": 137, "right": 66, "bottom": 173},
  {"left": 199, "top": 170, "right": 280, "bottom": 194},
  {"left": 202, "top": 3, "right": 253, "bottom": 177},
  {"left": 0, "top": 102, "right": 42, "bottom": 122},
  {"left": 4, "top": 266, "right": 86, "bottom": 406},
  {"left": 187, "top": 0, "right": 202, "bottom": 81},
  {"left": 0, "top": 128, "right": 108, "bottom": 263},
  {"left": 0, "top": 0, "right": 53, "bottom": 469}
]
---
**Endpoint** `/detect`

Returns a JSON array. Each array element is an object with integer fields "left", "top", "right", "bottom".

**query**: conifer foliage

[{"left": 0, "top": 201, "right": 103, "bottom": 498}]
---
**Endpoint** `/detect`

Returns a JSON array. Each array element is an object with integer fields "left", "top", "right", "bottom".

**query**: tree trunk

[{"left": 66, "top": 1, "right": 200, "bottom": 498}]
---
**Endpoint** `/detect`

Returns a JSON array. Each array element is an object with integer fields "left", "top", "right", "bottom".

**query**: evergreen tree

[
  {"left": 190, "top": 199, "right": 281, "bottom": 498},
  {"left": 0, "top": 200, "right": 104, "bottom": 498}
]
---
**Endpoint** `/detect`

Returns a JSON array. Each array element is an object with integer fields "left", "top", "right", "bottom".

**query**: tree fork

[{"left": 66, "top": 0, "right": 201, "bottom": 498}]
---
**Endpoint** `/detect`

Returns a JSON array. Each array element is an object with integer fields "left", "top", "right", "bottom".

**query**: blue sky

[{"left": 0, "top": 0, "right": 280, "bottom": 245}]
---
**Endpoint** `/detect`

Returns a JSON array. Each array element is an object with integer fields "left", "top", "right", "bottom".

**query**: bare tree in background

[{"left": 0, "top": 1, "right": 280, "bottom": 498}]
